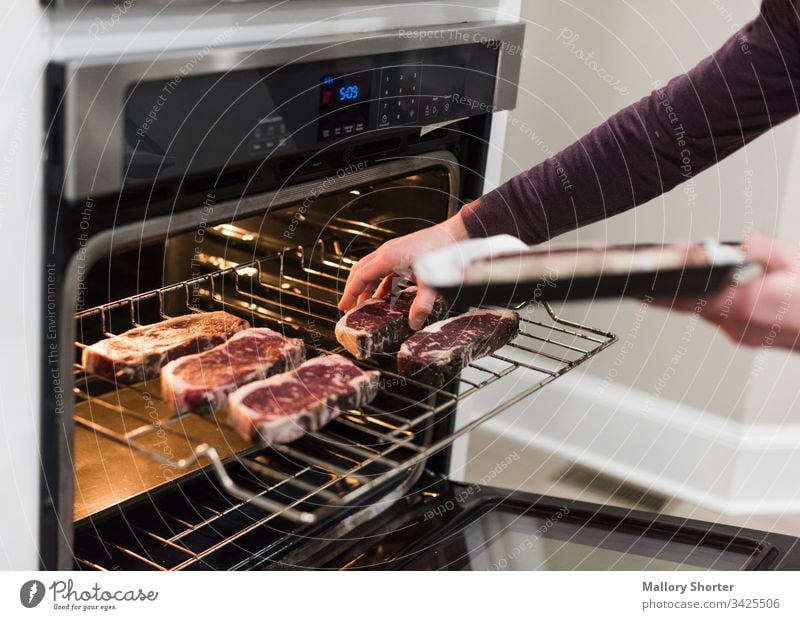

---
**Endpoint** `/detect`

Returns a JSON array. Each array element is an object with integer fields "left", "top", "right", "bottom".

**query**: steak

[
  {"left": 397, "top": 309, "right": 519, "bottom": 386},
  {"left": 464, "top": 242, "right": 714, "bottom": 284},
  {"left": 228, "top": 354, "right": 380, "bottom": 444},
  {"left": 161, "top": 328, "right": 306, "bottom": 415},
  {"left": 82, "top": 311, "right": 249, "bottom": 384},
  {"left": 335, "top": 286, "right": 447, "bottom": 359}
]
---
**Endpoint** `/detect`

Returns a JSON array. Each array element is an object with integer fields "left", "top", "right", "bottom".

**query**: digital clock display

[
  {"left": 321, "top": 74, "right": 368, "bottom": 105},
  {"left": 318, "top": 72, "right": 372, "bottom": 140},
  {"left": 338, "top": 84, "right": 360, "bottom": 101}
]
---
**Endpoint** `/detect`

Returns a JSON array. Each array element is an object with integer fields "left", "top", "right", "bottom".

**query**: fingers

[
  {"left": 339, "top": 249, "right": 392, "bottom": 311},
  {"left": 357, "top": 281, "right": 381, "bottom": 305},
  {"left": 743, "top": 231, "right": 798, "bottom": 272},
  {"left": 339, "top": 220, "right": 460, "bottom": 313},
  {"left": 374, "top": 273, "right": 401, "bottom": 299},
  {"left": 409, "top": 283, "right": 438, "bottom": 330}
]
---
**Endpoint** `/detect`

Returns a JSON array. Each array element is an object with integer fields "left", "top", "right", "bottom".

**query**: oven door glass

[{"left": 404, "top": 505, "right": 757, "bottom": 571}]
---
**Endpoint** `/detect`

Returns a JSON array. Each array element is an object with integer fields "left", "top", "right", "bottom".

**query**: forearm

[{"left": 462, "top": 0, "right": 800, "bottom": 244}]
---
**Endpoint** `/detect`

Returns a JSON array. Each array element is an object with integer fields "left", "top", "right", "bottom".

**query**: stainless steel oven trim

[
  {"left": 52, "top": 21, "right": 523, "bottom": 200},
  {"left": 55, "top": 150, "right": 459, "bottom": 569},
  {"left": 54, "top": 0, "right": 264, "bottom": 6}
]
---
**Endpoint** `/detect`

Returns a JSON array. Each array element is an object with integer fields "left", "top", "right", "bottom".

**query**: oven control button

[
  {"left": 343, "top": 124, "right": 354, "bottom": 135},
  {"left": 249, "top": 141, "right": 266, "bottom": 154},
  {"left": 379, "top": 64, "right": 421, "bottom": 123},
  {"left": 253, "top": 126, "right": 264, "bottom": 139},
  {"left": 394, "top": 96, "right": 417, "bottom": 123},
  {"left": 321, "top": 128, "right": 331, "bottom": 139},
  {"left": 355, "top": 122, "right": 365, "bottom": 133},
  {"left": 333, "top": 126, "right": 343, "bottom": 137}
]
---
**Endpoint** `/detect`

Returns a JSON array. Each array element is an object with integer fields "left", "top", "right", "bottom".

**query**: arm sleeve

[{"left": 461, "top": 0, "right": 800, "bottom": 244}]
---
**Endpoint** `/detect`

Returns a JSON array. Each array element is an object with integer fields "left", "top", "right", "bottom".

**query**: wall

[{"left": 0, "top": 0, "right": 48, "bottom": 572}]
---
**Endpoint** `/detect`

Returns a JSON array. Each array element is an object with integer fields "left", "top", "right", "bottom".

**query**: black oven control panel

[
  {"left": 122, "top": 42, "right": 500, "bottom": 183},
  {"left": 313, "top": 44, "right": 498, "bottom": 139}
]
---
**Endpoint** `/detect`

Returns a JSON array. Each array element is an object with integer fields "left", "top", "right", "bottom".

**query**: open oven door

[{"left": 280, "top": 475, "right": 800, "bottom": 571}]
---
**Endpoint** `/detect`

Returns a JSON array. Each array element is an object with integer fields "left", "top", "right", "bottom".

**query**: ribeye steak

[
  {"left": 397, "top": 309, "right": 519, "bottom": 386},
  {"left": 335, "top": 286, "right": 447, "bottom": 359},
  {"left": 228, "top": 354, "right": 380, "bottom": 444},
  {"left": 161, "top": 328, "right": 306, "bottom": 415},
  {"left": 82, "top": 311, "right": 249, "bottom": 384}
]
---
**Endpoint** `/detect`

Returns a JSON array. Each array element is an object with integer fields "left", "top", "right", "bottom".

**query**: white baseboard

[{"left": 455, "top": 363, "right": 800, "bottom": 515}]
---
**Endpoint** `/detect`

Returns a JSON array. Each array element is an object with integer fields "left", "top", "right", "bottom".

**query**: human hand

[
  {"left": 663, "top": 232, "right": 800, "bottom": 351},
  {"left": 338, "top": 212, "right": 469, "bottom": 329}
]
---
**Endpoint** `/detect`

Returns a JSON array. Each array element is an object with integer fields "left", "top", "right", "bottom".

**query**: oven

[{"left": 41, "top": 21, "right": 800, "bottom": 571}]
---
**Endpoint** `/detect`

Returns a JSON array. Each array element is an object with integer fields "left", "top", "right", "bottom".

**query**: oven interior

[{"left": 67, "top": 157, "right": 616, "bottom": 570}]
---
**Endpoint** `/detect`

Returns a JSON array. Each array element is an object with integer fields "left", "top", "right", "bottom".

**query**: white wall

[{"left": 0, "top": 1, "right": 48, "bottom": 571}]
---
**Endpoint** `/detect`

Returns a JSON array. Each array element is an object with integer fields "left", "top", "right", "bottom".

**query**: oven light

[
  {"left": 349, "top": 190, "right": 361, "bottom": 196},
  {"left": 214, "top": 224, "right": 255, "bottom": 242}
]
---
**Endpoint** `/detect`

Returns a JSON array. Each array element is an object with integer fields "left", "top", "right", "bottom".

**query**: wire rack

[{"left": 72, "top": 239, "right": 616, "bottom": 570}]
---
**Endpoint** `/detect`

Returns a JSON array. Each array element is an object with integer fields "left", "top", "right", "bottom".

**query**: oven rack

[{"left": 73, "top": 247, "right": 615, "bottom": 568}]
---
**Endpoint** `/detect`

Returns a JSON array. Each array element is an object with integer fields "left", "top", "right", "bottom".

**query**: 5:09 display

[
  {"left": 320, "top": 74, "right": 369, "bottom": 107},
  {"left": 337, "top": 84, "right": 359, "bottom": 101}
]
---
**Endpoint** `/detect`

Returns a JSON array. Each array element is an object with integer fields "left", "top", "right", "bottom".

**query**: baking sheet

[{"left": 415, "top": 238, "right": 748, "bottom": 309}]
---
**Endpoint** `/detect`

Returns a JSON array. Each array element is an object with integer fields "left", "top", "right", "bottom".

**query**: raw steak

[
  {"left": 397, "top": 309, "right": 519, "bottom": 386},
  {"left": 228, "top": 354, "right": 380, "bottom": 444},
  {"left": 335, "top": 286, "right": 447, "bottom": 359},
  {"left": 82, "top": 311, "right": 249, "bottom": 384},
  {"left": 464, "top": 242, "right": 714, "bottom": 284},
  {"left": 161, "top": 328, "right": 306, "bottom": 415}
]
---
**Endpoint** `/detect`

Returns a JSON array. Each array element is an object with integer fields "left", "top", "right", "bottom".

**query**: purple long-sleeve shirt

[{"left": 461, "top": 0, "right": 800, "bottom": 244}]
